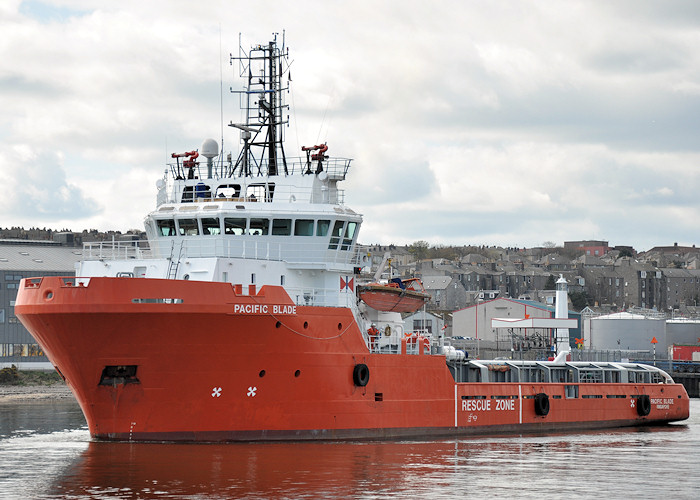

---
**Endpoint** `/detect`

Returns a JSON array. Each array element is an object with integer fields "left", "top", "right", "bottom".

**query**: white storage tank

[
  {"left": 666, "top": 319, "right": 700, "bottom": 345},
  {"left": 587, "top": 312, "right": 666, "bottom": 351}
]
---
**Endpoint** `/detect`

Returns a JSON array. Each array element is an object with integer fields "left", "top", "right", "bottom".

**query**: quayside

[{"left": 15, "top": 34, "right": 689, "bottom": 442}]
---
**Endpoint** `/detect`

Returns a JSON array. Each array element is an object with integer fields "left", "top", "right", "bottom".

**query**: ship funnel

[{"left": 201, "top": 138, "right": 219, "bottom": 179}]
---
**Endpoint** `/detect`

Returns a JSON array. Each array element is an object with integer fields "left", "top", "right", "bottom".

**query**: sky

[{"left": 2, "top": 0, "right": 700, "bottom": 252}]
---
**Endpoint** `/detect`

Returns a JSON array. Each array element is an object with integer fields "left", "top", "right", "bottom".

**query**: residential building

[{"left": 564, "top": 240, "right": 610, "bottom": 257}]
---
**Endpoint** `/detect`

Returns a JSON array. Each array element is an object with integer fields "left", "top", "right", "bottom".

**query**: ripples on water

[{"left": 0, "top": 399, "right": 698, "bottom": 499}]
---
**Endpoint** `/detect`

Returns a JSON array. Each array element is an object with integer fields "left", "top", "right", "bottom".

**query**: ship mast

[{"left": 229, "top": 33, "right": 290, "bottom": 177}]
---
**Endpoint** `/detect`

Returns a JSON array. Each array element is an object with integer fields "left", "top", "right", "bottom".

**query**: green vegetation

[
  {"left": 0, "top": 365, "right": 64, "bottom": 386},
  {"left": 618, "top": 248, "right": 633, "bottom": 258},
  {"left": 568, "top": 291, "right": 590, "bottom": 311},
  {"left": 544, "top": 275, "right": 557, "bottom": 290}
]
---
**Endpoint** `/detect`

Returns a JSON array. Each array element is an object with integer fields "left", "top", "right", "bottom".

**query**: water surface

[{"left": 1, "top": 398, "right": 698, "bottom": 499}]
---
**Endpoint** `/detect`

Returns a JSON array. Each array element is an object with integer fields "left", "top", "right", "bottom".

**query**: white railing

[
  {"left": 83, "top": 238, "right": 362, "bottom": 267},
  {"left": 163, "top": 156, "right": 352, "bottom": 205},
  {"left": 286, "top": 287, "right": 357, "bottom": 308},
  {"left": 169, "top": 156, "right": 351, "bottom": 181},
  {"left": 82, "top": 241, "right": 154, "bottom": 260}
]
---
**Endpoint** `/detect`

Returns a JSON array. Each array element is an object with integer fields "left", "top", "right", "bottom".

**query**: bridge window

[
  {"left": 272, "top": 219, "right": 292, "bottom": 236},
  {"left": 181, "top": 186, "right": 194, "bottom": 203},
  {"left": 341, "top": 221, "right": 357, "bottom": 250},
  {"left": 177, "top": 218, "right": 199, "bottom": 236},
  {"left": 224, "top": 218, "right": 247, "bottom": 235},
  {"left": 294, "top": 219, "right": 314, "bottom": 236},
  {"left": 201, "top": 217, "right": 221, "bottom": 235},
  {"left": 195, "top": 183, "right": 211, "bottom": 199},
  {"left": 317, "top": 219, "right": 330, "bottom": 236},
  {"left": 249, "top": 218, "right": 269, "bottom": 235},
  {"left": 329, "top": 220, "right": 345, "bottom": 249},
  {"left": 157, "top": 219, "right": 176, "bottom": 236},
  {"left": 215, "top": 184, "right": 241, "bottom": 199},
  {"left": 246, "top": 183, "right": 274, "bottom": 201}
]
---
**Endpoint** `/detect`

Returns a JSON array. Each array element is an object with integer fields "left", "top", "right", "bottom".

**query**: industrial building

[
  {"left": 582, "top": 311, "right": 700, "bottom": 357},
  {"left": 0, "top": 240, "right": 83, "bottom": 369},
  {"left": 451, "top": 297, "right": 582, "bottom": 356}
]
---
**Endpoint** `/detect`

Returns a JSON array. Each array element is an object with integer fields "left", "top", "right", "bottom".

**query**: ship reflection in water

[
  {"left": 49, "top": 425, "right": 695, "bottom": 499},
  {"left": 1, "top": 399, "right": 698, "bottom": 499}
]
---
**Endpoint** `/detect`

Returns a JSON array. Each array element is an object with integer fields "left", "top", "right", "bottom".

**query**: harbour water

[{"left": 1, "top": 398, "right": 699, "bottom": 499}]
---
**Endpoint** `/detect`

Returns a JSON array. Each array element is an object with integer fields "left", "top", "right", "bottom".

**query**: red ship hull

[{"left": 15, "top": 276, "right": 690, "bottom": 442}]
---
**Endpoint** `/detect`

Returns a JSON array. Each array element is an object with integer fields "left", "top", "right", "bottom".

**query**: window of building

[
  {"left": 0, "top": 309, "right": 4, "bottom": 323},
  {"left": 413, "top": 319, "right": 433, "bottom": 334},
  {"left": 5, "top": 343, "right": 44, "bottom": 357}
]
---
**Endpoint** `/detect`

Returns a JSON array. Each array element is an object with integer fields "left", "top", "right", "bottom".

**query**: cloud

[
  {"left": 2, "top": 1, "right": 700, "bottom": 252},
  {"left": 2, "top": 144, "right": 100, "bottom": 223}
]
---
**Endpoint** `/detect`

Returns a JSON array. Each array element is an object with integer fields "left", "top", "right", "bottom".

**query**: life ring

[
  {"left": 353, "top": 363, "right": 370, "bottom": 387},
  {"left": 637, "top": 394, "right": 651, "bottom": 416},
  {"left": 534, "top": 392, "right": 550, "bottom": 416}
]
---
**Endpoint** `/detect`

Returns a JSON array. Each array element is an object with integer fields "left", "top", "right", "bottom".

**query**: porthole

[
  {"left": 275, "top": 321, "right": 282, "bottom": 328},
  {"left": 294, "top": 370, "right": 300, "bottom": 378},
  {"left": 337, "top": 323, "right": 342, "bottom": 330},
  {"left": 303, "top": 321, "right": 309, "bottom": 329},
  {"left": 259, "top": 370, "right": 266, "bottom": 378}
]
